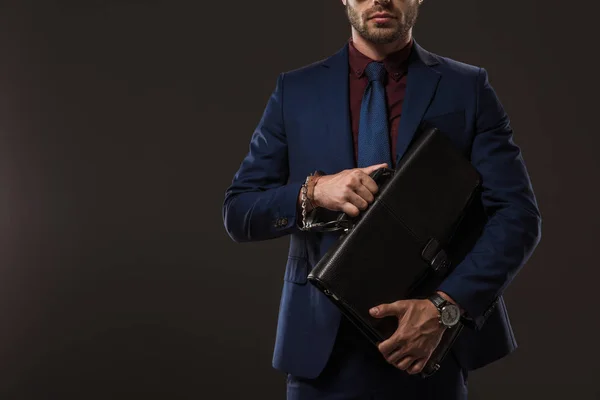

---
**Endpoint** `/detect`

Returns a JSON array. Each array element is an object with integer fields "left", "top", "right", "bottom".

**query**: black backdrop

[{"left": 0, "top": 1, "right": 598, "bottom": 399}]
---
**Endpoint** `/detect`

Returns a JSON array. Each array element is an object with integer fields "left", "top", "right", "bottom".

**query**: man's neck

[{"left": 350, "top": 29, "right": 412, "bottom": 61}]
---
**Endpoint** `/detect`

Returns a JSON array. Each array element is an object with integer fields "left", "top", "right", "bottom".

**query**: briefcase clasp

[
  {"left": 430, "top": 250, "right": 449, "bottom": 271},
  {"left": 422, "top": 238, "right": 450, "bottom": 272}
]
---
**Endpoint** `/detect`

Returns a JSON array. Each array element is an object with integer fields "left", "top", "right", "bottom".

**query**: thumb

[
  {"left": 360, "top": 163, "right": 388, "bottom": 175},
  {"left": 369, "top": 303, "right": 397, "bottom": 318}
]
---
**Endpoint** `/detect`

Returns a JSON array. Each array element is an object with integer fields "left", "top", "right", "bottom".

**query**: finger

[
  {"left": 344, "top": 190, "right": 369, "bottom": 212},
  {"left": 396, "top": 355, "right": 418, "bottom": 371},
  {"left": 407, "top": 358, "right": 427, "bottom": 375},
  {"left": 354, "top": 184, "right": 376, "bottom": 205},
  {"left": 377, "top": 333, "right": 406, "bottom": 357},
  {"left": 360, "top": 176, "right": 379, "bottom": 195},
  {"left": 340, "top": 202, "right": 361, "bottom": 218},
  {"left": 386, "top": 348, "right": 408, "bottom": 365},
  {"left": 369, "top": 303, "right": 397, "bottom": 318},
  {"left": 370, "top": 300, "right": 410, "bottom": 319},
  {"left": 359, "top": 163, "right": 388, "bottom": 175},
  {"left": 347, "top": 170, "right": 377, "bottom": 194}
]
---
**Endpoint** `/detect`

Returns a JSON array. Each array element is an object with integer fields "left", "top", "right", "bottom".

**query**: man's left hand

[{"left": 369, "top": 297, "right": 445, "bottom": 375}]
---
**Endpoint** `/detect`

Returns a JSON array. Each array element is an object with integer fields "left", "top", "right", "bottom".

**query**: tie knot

[{"left": 365, "top": 62, "right": 387, "bottom": 83}]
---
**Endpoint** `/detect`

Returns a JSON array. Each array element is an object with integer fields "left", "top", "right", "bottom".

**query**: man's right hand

[{"left": 312, "top": 163, "right": 388, "bottom": 217}]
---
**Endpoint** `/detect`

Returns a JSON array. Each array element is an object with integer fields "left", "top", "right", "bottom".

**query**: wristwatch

[{"left": 428, "top": 293, "right": 461, "bottom": 328}]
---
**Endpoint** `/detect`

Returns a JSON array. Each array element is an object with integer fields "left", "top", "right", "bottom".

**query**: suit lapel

[
  {"left": 318, "top": 44, "right": 356, "bottom": 174},
  {"left": 316, "top": 41, "right": 442, "bottom": 171},
  {"left": 395, "top": 42, "right": 441, "bottom": 164}
]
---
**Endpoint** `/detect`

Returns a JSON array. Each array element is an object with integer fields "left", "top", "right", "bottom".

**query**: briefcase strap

[{"left": 299, "top": 208, "right": 353, "bottom": 232}]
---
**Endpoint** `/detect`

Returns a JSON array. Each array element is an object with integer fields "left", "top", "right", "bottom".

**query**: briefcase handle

[{"left": 301, "top": 167, "right": 395, "bottom": 233}]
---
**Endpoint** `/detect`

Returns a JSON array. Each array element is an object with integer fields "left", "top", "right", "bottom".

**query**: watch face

[{"left": 441, "top": 304, "right": 460, "bottom": 326}]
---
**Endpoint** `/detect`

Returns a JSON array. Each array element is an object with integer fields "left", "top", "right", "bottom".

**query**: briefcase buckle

[
  {"left": 421, "top": 238, "right": 450, "bottom": 272},
  {"left": 431, "top": 250, "right": 449, "bottom": 271}
]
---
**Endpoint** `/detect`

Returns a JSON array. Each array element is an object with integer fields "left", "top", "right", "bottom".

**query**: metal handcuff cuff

[{"left": 299, "top": 170, "right": 353, "bottom": 232}]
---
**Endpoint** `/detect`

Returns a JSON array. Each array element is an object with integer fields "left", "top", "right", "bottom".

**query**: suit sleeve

[
  {"left": 436, "top": 68, "right": 542, "bottom": 329},
  {"left": 222, "top": 72, "right": 304, "bottom": 243}
]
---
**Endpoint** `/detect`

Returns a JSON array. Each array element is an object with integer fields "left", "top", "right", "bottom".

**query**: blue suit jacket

[{"left": 222, "top": 40, "right": 542, "bottom": 378}]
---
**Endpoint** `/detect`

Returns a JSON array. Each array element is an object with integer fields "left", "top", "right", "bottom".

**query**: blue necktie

[{"left": 357, "top": 61, "right": 392, "bottom": 168}]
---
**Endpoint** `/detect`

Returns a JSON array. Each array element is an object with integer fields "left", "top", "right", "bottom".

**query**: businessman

[{"left": 223, "top": 0, "right": 542, "bottom": 398}]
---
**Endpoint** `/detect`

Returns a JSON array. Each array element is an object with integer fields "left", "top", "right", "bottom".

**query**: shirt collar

[{"left": 348, "top": 37, "right": 413, "bottom": 81}]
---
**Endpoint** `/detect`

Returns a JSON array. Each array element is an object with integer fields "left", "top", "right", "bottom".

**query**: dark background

[{"left": 0, "top": 1, "right": 597, "bottom": 399}]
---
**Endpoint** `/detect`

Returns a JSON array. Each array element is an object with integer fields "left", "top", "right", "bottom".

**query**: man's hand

[
  {"left": 369, "top": 298, "right": 446, "bottom": 375},
  {"left": 312, "top": 163, "right": 388, "bottom": 217}
]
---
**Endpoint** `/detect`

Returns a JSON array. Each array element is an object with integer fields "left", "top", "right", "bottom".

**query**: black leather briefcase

[{"left": 307, "top": 126, "right": 482, "bottom": 377}]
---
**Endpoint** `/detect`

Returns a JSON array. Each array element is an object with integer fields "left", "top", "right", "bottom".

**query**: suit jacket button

[{"left": 281, "top": 218, "right": 288, "bottom": 225}]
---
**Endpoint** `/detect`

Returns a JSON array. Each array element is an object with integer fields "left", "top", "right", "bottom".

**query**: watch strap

[{"left": 428, "top": 293, "right": 448, "bottom": 310}]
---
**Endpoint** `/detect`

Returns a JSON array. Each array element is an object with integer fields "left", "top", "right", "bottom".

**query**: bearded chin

[
  {"left": 361, "top": 27, "right": 403, "bottom": 44},
  {"left": 346, "top": 4, "right": 418, "bottom": 44}
]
